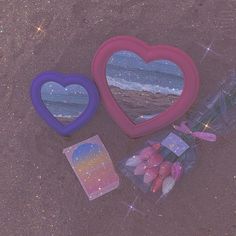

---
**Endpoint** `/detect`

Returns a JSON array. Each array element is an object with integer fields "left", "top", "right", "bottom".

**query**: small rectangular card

[
  {"left": 63, "top": 135, "right": 119, "bottom": 200},
  {"left": 161, "top": 132, "right": 189, "bottom": 157}
]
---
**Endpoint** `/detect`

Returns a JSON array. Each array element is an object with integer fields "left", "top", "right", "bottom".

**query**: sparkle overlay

[
  {"left": 63, "top": 135, "right": 119, "bottom": 200},
  {"left": 121, "top": 196, "right": 145, "bottom": 220},
  {"left": 33, "top": 21, "right": 46, "bottom": 38},
  {"left": 197, "top": 40, "right": 222, "bottom": 63}
]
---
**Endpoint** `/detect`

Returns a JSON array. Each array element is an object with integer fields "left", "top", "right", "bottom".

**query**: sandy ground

[{"left": 1, "top": 0, "right": 236, "bottom": 236}]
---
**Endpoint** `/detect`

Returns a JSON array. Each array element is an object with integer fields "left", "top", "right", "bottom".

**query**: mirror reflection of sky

[
  {"left": 106, "top": 50, "right": 184, "bottom": 96},
  {"left": 41, "top": 82, "right": 88, "bottom": 120}
]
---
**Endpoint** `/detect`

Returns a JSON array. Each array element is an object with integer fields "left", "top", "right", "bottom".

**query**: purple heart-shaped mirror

[{"left": 30, "top": 71, "right": 100, "bottom": 136}]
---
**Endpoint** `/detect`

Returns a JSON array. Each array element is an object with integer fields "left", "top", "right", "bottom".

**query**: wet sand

[{"left": 110, "top": 85, "right": 178, "bottom": 122}]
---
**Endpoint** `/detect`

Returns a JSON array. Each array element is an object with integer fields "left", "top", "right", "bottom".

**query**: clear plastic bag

[{"left": 120, "top": 73, "right": 236, "bottom": 200}]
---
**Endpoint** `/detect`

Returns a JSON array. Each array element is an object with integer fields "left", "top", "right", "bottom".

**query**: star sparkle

[
  {"left": 202, "top": 121, "right": 211, "bottom": 131},
  {"left": 121, "top": 196, "right": 145, "bottom": 220},
  {"left": 194, "top": 119, "right": 214, "bottom": 132},
  {"left": 197, "top": 40, "right": 221, "bottom": 63},
  {"left": 36, "top": 25, "right": 43, "bottom": 33},
  {"left": 32, "top": 21, "right": 46, "bottom": 38},
  {"left": 199, "top": 118, "right": 233, "bottom": 145}
]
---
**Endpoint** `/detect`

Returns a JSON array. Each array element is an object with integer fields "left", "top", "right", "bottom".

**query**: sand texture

[{"left": 1, "top": 0, "right": 236, "bottom": 236}]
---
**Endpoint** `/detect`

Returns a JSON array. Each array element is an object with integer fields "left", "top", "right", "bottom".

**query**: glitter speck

[
  {"left": 37, "top": 27, "right": 41, "bottom": 31},
  {"left": 122, "top": 196, "right": 145, "bottom": 219},
  {"left": 197, "top": 40, "right": 221, "bottom": 63}
]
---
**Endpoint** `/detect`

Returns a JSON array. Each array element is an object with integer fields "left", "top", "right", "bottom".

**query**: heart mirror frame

[
  {"left": 30, "top": 71, "right": 100, "bottom": 136},
  {"left": 92, "top": 36, "right": 200, "bottom": 138}
]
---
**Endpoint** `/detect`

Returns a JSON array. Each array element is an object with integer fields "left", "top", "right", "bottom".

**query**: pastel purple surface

[{"left": 30, "top": 71, "right": 100, "bottom": 136}]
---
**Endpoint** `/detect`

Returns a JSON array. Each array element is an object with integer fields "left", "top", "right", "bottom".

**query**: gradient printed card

[{"left": 63, "top": 135, "right": 119, "bottom": 200}]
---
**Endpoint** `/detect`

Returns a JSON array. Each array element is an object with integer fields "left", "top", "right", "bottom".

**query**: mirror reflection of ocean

[
  {"left": 41, "top": 83, "right": 89, "bottom": 119},
  {"left": 106, "top": 51, "right": 184, "bottom": 96}
]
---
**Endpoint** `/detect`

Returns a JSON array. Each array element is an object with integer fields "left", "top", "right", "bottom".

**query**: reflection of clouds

[
  {"left": 110, "top": 51, "right": 183, "bottom": 77},
  {"left": 41, "top": 82, "right": 88, "bottom": 95},
  {"left": 117, "top": 51, "right": 136, "bottom": 57},
  {"left": 107, "top": 51, "right": 184, "bottom": 96}
]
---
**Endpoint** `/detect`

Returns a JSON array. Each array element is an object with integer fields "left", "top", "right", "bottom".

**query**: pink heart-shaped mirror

[{"left": 92, "top": 36, "right": 199, "bottom": 138}]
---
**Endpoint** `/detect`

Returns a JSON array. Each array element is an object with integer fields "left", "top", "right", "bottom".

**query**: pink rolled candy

[
  {"left": 125, "top": 155, "right": 143, "bottom": 167},
  {"left": 138, "top": 146, "right": 156, "bottom": 160},
  {"left": 134, "top": 162, "right": 147, "bottom": 175},
  {"left": 162, "top": 176, "right": 176, "bottom": 195},
  {"left": 143, "top": 167, "right": 159, "bottom": 184},
  {"left": 146, "top": 153, "right": 164, "bottom": 168},
  {"left": 171, "top": 162, "right": 183, "bottom": 181}
]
